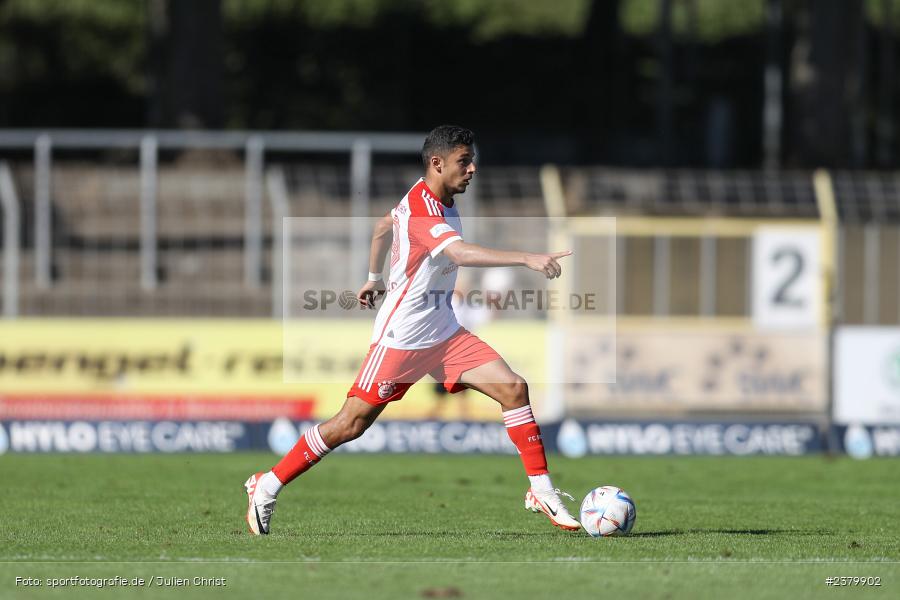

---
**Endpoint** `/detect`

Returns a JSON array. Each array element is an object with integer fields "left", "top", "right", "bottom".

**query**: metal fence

[
  {"left": 0, "top": 129, "right": 424, "bottom": 318},
  {"left": 557, "top": 168, "right": 898, "bottom": 325},
  {"left": 832, "top": 171, "right": 900, "bottom": 325},
  {"left": 1, "top": 130, "right": 899, "bottom": 325}
]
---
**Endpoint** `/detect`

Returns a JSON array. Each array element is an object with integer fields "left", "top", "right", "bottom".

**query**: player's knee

[
  {"left": 324, "top": 414, "right": 370, "bottom": 446},
  {"left": 501, "top": 375, "right": 529, "bottom": 409},
  {"left": 345, "top": 417, "right": 370, "bottom": 442},
  {"left": 334, "top": 413, "right": 371, "bottom": 443},
  {"left": 512, "top": 376, "right": 529, "bottom": 405}
]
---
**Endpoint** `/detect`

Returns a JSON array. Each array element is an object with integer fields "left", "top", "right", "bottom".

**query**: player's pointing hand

[
  {"left": 525, "top": 250, "right": 572, "bottom": 279},
  {"left": 357, "top": 280, "right": 386, "bottom": 308}
]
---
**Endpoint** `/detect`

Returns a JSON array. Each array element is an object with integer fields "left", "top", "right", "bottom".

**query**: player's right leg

[
  {"left": 245, "top": 341, "right": 426, "bottom": 535},
  {"left": 244, "top": 396, "right": 385, "bottom": 535}
]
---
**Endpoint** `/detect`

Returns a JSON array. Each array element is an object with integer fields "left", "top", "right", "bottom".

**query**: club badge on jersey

[{"left": 378, "top": 380, "right": 397, "bottom": 399}]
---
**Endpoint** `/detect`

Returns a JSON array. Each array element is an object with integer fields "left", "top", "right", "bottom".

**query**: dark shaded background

[{"left": 0, "top": 0, "right": 896, "bottom": 168}]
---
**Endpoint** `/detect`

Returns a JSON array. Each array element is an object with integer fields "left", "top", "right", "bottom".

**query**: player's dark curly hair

[{"left": 421, "top": 125, "right": 474, "bottom": 169}]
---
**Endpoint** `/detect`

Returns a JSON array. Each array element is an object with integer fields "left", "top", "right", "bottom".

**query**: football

[{"left": 579, "top": 485, "right": 636, "bottom": 537}]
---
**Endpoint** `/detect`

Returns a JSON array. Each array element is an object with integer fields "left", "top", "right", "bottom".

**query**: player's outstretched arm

[
  {"left": 442, "top": 241, "right": 572, "bottom": 279},
  {"left": 357, "top": 213, "right": 391, "bottom": 307}
]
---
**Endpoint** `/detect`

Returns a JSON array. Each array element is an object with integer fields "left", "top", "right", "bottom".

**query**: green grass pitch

[{"left": 1, "top": 453, "right": 898, "bottom": 599}]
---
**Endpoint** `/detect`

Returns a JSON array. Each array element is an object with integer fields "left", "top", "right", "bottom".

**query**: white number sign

[{"left": 752, "top": 228, "right": 821, "bottom": 330}]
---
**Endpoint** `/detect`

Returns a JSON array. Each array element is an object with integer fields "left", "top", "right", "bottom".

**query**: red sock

[
  {"left": 272, "top": 424, "right": 332, "bottom": 485},
  {"left": 503, "top": 405, "right": 548, "bottom": 476}
]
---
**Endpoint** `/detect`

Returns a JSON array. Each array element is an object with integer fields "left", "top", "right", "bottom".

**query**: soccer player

[{"left": 244, "top": 125, "right": 580, "bottom": 534}]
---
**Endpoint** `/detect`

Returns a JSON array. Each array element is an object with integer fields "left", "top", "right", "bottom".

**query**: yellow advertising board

[
  {"left": 0, "top": 319, "right": 546, "bottom": 421},
  {"left": 564, "top": 325, "right": 826, "bottom": 415}
]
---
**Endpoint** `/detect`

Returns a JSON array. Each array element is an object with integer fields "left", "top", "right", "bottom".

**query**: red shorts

[{"left": 347, "top": 328, "right": 502, "bottom": 405}]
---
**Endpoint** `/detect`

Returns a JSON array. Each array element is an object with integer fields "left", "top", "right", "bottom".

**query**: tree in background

[
  {"left": 0, "top": 0, "right": 897, "bottom": 168},
  {"left": 148, "top": 0, "right": 224, "bottom": 128},
  {"left": 788, "top": 0, "right": 867, "bottom": 167}
]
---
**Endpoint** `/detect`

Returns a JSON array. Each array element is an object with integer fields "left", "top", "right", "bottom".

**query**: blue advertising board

[
  {"left": 545, "top": 419, "right": 824, "bottom": 457},
  {"left": 0, "top": 419, "right": 517, "bottom": 455},
  {"left": 831, "top": 424, "right": 900, "bottom": 458},
  {"left": 0, "top": 419, "right": 827, "bottom": 456}
]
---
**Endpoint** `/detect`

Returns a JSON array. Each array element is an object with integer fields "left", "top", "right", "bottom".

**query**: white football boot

[
  {"left": 244, "top": 472, "right": 277, "bottom": 535},
  {"left": 524, "top": 488, "right": 582, "bottom": 531}
]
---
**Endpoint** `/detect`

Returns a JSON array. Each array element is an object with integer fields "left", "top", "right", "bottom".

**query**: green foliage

[
  {"left": 621, "top": 0, "right": 766, "bottom": 41},
  {"left": 225, "top": 0, "right": 381, "bottom": 28},
  {"left": 865, "top": 0, "right": 900, "bottom": 28},
  {"left": 0, "top": 0, "right": 142, "bottom": 24},
  {"left": 223, "top": 0, "right": 591, "bottom": 38},
  {"left": 0, "top": 0, "right": 146, "bottom": 96},
  {"left": 422, "top": 0, "right": 591, "bottom": 40}
]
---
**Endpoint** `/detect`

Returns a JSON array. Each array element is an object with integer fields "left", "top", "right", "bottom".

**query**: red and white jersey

[{"left": 371, "top": 178, "right": 463, "bottom": 350}]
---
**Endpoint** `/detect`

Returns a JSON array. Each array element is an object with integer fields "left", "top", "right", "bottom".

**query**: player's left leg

[
  {"left": 457, "top": 360, "right": 545, "bottom": 470},
  {"left": 437, "top": 331, "right": 580, "bottom": 531},
  {"left": 458, "top": 359, "right": 580, "bottom": 531}
]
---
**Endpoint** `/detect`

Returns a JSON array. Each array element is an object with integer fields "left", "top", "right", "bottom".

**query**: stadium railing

[
  {"left": 3, "top": 128, "right": 900, "bottom": 440},
  {"left": 0, "top": 129, "right": 424, "bottom": 317},
  {"left": 831, "top": 171, "right": 900, "bottom": 325},
  {"left": 552, "top": 165, "right": 825, "bottom": 321},
  {"left": 0, "top": 162, "right": 20, "bottom": 318},
  {"left": 1, "top": 131, "right": 895, "bottom": 325}
]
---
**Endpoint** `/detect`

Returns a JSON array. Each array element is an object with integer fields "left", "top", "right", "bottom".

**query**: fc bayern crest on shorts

[{"left": 377, "top": 380, "right": 396, "bottom": 399}]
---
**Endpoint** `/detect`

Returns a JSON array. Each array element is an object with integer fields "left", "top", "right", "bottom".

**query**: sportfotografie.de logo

[{"left": 298, "top": 288, "right": 599, "bottom": 312}]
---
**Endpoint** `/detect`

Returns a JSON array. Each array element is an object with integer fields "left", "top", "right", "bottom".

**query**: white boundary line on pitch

[{"left": 2, "top": 560, "right": 898, "bottom": 564}]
